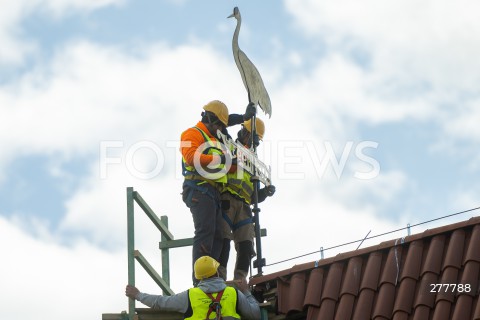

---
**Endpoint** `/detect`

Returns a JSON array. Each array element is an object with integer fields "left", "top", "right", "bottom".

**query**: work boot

[
  {"left": 217, "top": 265, "right": 227, "bottom": 280},
  {"left": 234, "top": 269, "right": 248, "bottom": 283}
]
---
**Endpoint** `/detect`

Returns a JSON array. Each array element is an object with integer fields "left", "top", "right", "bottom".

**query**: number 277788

[{"left": 429, "top": 283, "right": 471, "bottom": 293}]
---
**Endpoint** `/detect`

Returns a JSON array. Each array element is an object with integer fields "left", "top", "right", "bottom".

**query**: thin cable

[
  {"left": 265, "top": 206, "right": 480, "bottom": 267},
  {"left": 394, "top": 237, "right": 405, "bottom": 285},
  {"left": 356, "top": 230, "right": 371, "bottom": 250}
]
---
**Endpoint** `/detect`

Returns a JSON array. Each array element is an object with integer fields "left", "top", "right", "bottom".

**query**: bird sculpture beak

[{"left": 227, "top": 13, "right": 234, "bottom": 18}]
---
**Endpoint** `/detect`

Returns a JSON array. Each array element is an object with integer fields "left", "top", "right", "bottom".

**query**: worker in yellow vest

[
  {"left": 180, "top": 100, "right": 255, "bottom": 285},
  {"left": 217, "top": 118, "right": 276, "bottom": 282},
  {"left": 125, "top": 256, "right": 261, "bottom": 319}
]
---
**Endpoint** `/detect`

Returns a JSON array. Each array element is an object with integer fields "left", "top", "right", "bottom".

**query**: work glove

[
  {"left": 243, "top": 102, "right": 256, "bottom": 120},
  {"left": 220, "top": 127, "right": 233, "bottom": 140},
  {"left": 266, "top": 185, "right": 276, "bottom": 197}
]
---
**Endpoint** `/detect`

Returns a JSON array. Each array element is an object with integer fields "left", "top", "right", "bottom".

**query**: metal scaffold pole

[
  {"left": 228, "top": 6, "right": 272, "bottom": 276},
  {"left": 126, "top": 187, "right": 135, "bottom": 320}
]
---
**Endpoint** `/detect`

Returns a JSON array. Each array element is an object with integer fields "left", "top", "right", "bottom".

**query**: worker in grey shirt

[{"left": 125, "top": 256, "right": 261, "bottom": 320}]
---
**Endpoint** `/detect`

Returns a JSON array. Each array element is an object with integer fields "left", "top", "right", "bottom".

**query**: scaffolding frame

[{"left": 126, "top": 187, "right": 193, "bottom": 320}]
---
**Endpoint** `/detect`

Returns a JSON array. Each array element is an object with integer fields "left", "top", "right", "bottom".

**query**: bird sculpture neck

[{"left": 232, "top": 16, "right": 241, "bottom": 48}]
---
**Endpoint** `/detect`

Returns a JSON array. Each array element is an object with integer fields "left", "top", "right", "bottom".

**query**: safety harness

[
  {"left": 205, "top": 289, "right": 225, "bottom": 320},
  {"left": 185, "top": 286, "right": 239, "bottom": 320}
]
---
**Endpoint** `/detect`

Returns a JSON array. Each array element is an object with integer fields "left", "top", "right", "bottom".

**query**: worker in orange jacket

[{"left": 180, "top": 100, "right": 255, "bottom": 285}]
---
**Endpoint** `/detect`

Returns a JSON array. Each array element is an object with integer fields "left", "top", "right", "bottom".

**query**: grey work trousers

[{"left": 182, "top": 180, "right": 223, "bottom": 284}]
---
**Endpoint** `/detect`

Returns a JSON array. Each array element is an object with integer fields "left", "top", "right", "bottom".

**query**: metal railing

[
  {"left": 126, "top": 187, "right": 193, "bottom": 320},
  {"left": 126, "top": 186, "right": 269, "bottom": 320}
]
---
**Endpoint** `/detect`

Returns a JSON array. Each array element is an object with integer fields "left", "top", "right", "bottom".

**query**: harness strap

[
  {"left": 194, "top": 127, "right": 223, "bottom": 154},
  {"left": 222, "top": 212, "right": 252, "bottom": 232},
  {"left": 183, "top": 180, "right": 221, "bottom": 210},
  {"left": 231, "top": 218, "right": 253, "bottom": 231},
  {"left": 205, "top": 290, "right": 225, "bottom": 320},
  {"left": 222, "top": 212, "right": 234, "bottom": 229}
]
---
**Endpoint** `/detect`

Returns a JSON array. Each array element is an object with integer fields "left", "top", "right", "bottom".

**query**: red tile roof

[{"left": 251, "top": 216, "right": 480, "bottom": 320}]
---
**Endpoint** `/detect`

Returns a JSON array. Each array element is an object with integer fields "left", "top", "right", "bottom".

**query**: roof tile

[
  {"left": 443, "top": 229, "right": 465, "bottom": 270},
  {"left": 352, "top": 288, "right": 375, "bottom": 320},
  {"left": 436, "top": 266, "right": 460, "bottom": 303},
  {"left": 360, "top": 251, "right": 383, "bottom": 291},
  {"left": 380, "top": 246, "right": 403, "bottom": 286},
  {"left": 412, "top": 305, "right": 431, "bottom": 320},
  {"left": 251, "top": 216, "right": 480, "bottom": 320},
  {"left": 339, "top": 256, "right": 363, "bottom": 296},
  {"left": 304, "top": 268, "right": 324, "bottom": 307},
  {"left": 276, "top": 277, "right": 290, "bottom": 314},
  {"left": 335, "top": 293, "right": 355, "bottom": 320},
  {"left": 452, "top": 294, "right": 475, "bottom": 320},
  {"left": 306, "top": 306, "right": 319, "bottom": 320},
  {"left": 394, "top": 277, "right": 416, "bottom": 314},
  {"left": 460, "top": 260, "right": 480, "bottom": 297},
  {"left": 392, "top": 311, "right": 408, "bottom": 320},
  {"left": 400, "top": 240, "right": 424, "bottom": 280},
  {"left": 415, "top": 271, "right": 437, "bottom": 308},
  {"left": 322, "top": 262, "right": 344, "bottom": 301},
  {"left": 288, "top": 272, "right": 307, "bottom": 313},
  {"left": 474, "top": 295, "right": 480, "bottom": 319},
  {"left": 422, "top": 234, "right": 446, "bottom": 276},
  {"left": 317, "top": 298, "right": 335, "bottom": 320},
  {"left": 432, "top": 299, "right": 452, "bottom": 320},
  {"left": 373, "top": 282, "right": 396, "bottom": 318},
  {"left": 465, "top": 224, "right": 480, "bottom": 263}
]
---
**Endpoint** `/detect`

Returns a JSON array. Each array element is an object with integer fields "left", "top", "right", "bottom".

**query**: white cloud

[
  {"left": 0, "top": 40, "right": 246, "bottom": 165},
  {"left": 443, "top": 100, "right": 480, "bottom": 143},
  {"left": 287, "top": 0, "right": 480, "bottom": 93},
  {"left": 0, "top": 215, "right": 126, "bottom": 320},
  {"left": 295, "top": 53, "right": 435, "bottom": 124},
  {"left": 2, "top": 2, "right": 479, "bottom": 319},
  {"left": 284, "top": 0, "right": 480, "bottom": 161},
  {"left": 43, "top": 0, "right": 124, "bottom": 16},
  {"left": 0, "top": 1, "right": 36, "bottom": 64},
  {"left": 0, "top": 0, "right": 123, "bottom": 65}
]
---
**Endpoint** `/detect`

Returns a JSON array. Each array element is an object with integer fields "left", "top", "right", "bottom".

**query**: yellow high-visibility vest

[
  {"left": 223, "top": 169, "right": 254, "bottom": 204},
  {"left": 184, "top": 286, "right": 240, "bottom": 320},
  {"left": 182, "top": 127, "right": 227, "bottom": 184}
]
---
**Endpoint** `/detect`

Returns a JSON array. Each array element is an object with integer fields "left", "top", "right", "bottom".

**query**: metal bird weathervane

[
  {"left": 227, "top": 6, "right": 272, "bottom": 275},
  {"left": 228, "top": 6, "right": 272, "bottom": 118}
]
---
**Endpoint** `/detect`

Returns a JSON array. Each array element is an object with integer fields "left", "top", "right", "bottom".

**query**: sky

[{"left": 1, "top": 0, "right": 480, "bottom": 319}]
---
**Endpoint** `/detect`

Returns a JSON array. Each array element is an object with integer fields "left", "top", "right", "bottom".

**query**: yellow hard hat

[
  {"left": 194, "top": 256, "right": 220, "bottom": 280},
  {"left": 203, "top": 100, "right": 229, "bottom": 127},
  {"left": 243, "top": 118, "right": 265, "bottom": 140}
]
